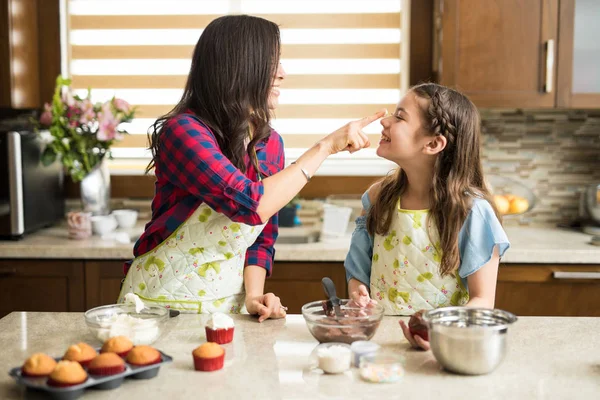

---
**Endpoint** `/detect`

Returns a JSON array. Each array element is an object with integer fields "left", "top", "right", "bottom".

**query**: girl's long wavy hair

[
  {"left": 146, "top": 15, "right": 281, "bottom": 174},
  {"left": 367, "top": 83, "right": 500, "bottom": 276}
]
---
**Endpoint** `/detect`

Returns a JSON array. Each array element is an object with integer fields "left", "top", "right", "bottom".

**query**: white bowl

[
  {"left": 112, "top": 209, "right": 138, "bottom": 229},
  {"left": 90, "top": 215, "right": 118, "bottom": 235}
]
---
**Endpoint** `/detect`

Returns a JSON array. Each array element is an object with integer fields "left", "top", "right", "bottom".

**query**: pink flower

[
  {"left": 96, "top": 103, "right": 121, "bottom": 141},
  {"left": 78, "top": 99, "right": 95, "bottom": 124},
  {"left": 113, "top": 98, "right": 131, "bottom": 113},
  {"left": 40, "top": 103, "right": 52, "bottom": 126}
]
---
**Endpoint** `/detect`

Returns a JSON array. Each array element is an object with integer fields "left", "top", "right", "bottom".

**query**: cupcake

[
  {"left": 205, "top": 313, "right": 235, "bottom": 344},
  {"left": 21, "top": 353, "right": 57, "bottom": 377},
  {"left": 192, "top": 342, "right": 225, "bottom": 372},
  {"left": 47, "top": 361, "right": 88, "bottom": 387},
  {"left": 62, "top": 342, "right": 98, "bottom": 367},
  {"left": 126, "top": 345, "right": 162, "bottom": 366},
  {"left": 101, "top": 336, "right": 133, "bottom": 357},
  {"left": 88, "top": 353, "right": 126, "bottom": 376}
]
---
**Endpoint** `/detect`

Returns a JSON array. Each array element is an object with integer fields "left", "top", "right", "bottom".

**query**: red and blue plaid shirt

[{"left": 125, "top": 113, "right": 284, "bottom": 277}]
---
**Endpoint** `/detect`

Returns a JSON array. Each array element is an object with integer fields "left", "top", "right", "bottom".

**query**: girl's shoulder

[
  {"left": 363, "top": 180, "right": 384, "bottom": 210},
  {"left": 468, "top": 197, "right": 497, "bottom": 220}
]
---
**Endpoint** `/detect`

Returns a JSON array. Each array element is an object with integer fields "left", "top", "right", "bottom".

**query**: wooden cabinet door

[
  {"left": 556, "top": 0, "right": 600, "bottom": 108},
  {"left": 436, "top": 0, "right": 559, "bottom": 107},
  {"left": 496, "top": 264, "right": 600, "bottom": 316},
  {"left": 265, "top": 262, "right": 348, "bottom": 314},
  {"left": 85, "top": 261, "right": 126, "bottom": 309},
  {"left": 0, "top": 259, "right": 85, "bottom": 318}
]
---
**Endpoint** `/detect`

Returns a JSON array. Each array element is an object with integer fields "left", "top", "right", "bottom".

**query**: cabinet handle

[
  {"left": 553, "top": 271, "right": 600, "bottom": 280},
  {"left": 544, "top": 39, "right": 554, "bottom": 93},
  {"left": 0, "top": 267, "right": 17, "bottom": 276}
]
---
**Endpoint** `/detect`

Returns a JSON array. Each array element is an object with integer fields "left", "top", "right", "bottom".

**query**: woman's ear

[{"left": 423, "top": 135, "right": 447, "bottom": 155}]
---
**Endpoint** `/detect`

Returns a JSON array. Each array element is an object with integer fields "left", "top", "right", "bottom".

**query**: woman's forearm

[
  {"left": 256, "top": 141, "right": 330, "bottom": 222},
  {"left": 244, "top": 265, "right": 267, "bottom": 298}
]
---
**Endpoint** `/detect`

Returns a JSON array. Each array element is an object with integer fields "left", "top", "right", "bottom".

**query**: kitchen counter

[
  {"left": 0, "top": 224, "right": 598, "bottom": 264},
  {"left": 0, "top": 312, "right": 598, "bottom": 399}
]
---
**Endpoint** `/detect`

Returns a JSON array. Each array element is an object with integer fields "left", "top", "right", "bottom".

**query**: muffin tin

[{"left": 9, "top": 348, "right": 172, "bottom": 400}]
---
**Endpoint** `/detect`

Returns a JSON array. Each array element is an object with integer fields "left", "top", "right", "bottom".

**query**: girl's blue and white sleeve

[
  {"left": 344, "top": 192, "right": 374, "bottom": 286},
  {"left": 458, "top": 198, "right": 511, "bottom": 281}
]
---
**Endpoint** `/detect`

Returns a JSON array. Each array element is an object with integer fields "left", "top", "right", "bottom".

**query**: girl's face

[
  {"left": 377, "top": 91, "right": 437, "bottom": 166},
  {"left": 268, "top": 62, "right": 286, "bottom": 110}
]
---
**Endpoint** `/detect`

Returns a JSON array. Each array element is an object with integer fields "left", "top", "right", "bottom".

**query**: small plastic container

[
  {"left": 320, "top": 204, "right": 353, "bottom": 242},
  {"left": 310, "top": 343, "right": 352, "bottom": 374},
  {"left": 359, "top": 353, "right": 405, "bottom": 383},
  {"left": 350, "top": 341, "right": 380, "bottom": 367}
]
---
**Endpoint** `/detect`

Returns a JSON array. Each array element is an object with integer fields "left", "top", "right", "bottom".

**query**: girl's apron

[{"left": 370, "top": 201, "right": 469, "bottom": 315}]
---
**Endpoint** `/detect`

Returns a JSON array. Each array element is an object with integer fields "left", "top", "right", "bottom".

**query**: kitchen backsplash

[{"left": 480, "top": 108, "right": 600, "bottom": 227}]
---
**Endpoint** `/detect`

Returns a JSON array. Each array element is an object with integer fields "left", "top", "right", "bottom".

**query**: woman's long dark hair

[{"left": 146, "top": 15, "right": 281, "bottom": 173}]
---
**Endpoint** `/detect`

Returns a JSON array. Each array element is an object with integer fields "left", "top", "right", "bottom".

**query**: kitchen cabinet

[
  {"left": 85, "top": 261, "right": 125, "bottom": 309},
  {"left": 496, "top": 264, "right": 600, "bottom": 316},
  {"left": 264, "top": 262, "right": 348, "bottom": 314},
  {"left": 83, "top": 260, "right": 349, "bottom": 315},
  {"left": 0, "top": 259, "right": 85, "bottom": 318},
  {"left": 434, "top": 0, "right": 559, "bottom": 108},
  {"left": 556, "top": 0, "right": 600, "bottom": 107}
]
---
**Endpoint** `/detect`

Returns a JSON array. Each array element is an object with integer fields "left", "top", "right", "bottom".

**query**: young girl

[{"left": 344, "top": 83, "right": 510, "bottom": 349}]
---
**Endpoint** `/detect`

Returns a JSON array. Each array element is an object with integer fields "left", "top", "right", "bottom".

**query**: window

[{"left": 64, "top": 0, "right": 408, "bottom": 175}]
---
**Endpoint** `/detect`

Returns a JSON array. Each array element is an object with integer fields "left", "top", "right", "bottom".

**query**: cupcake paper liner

[
  {"left": 205, "top": 327, "right": 234, "bottom": 344},
  {"left": 193, "top": 353, "right": 225, "bottom": 372}
]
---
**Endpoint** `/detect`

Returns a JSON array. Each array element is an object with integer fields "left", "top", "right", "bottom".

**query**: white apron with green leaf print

[
  {"left": 118, "top": 203, "right": 265, "bottom": 314},
  {"left": 370, "top": 201, "right": 469, "bottom": 315}
]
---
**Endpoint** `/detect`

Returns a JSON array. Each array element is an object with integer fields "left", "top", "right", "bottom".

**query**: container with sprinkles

[{"left": 359, "top": 353, "right": 405, "bottom": 383}]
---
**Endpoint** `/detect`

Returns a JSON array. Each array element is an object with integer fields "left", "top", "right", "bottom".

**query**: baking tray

[{"left": 9, "top": 349, "right": 172, "bottom": 400}]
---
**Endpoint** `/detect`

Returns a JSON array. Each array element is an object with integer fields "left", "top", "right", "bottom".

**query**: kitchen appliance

[
  {"left": 579, "top": 183, "right": 600, "bottom": 236},
  {"left": 0, "top": 108, "right": 64, "bottom": 239},
  {"left": 423, "top": 307, "right": 517, "bottom": 375}
]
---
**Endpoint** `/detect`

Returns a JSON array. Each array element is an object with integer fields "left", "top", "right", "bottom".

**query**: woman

[{"left": 119, "top": 15, "right": 384, "bottom": 322}]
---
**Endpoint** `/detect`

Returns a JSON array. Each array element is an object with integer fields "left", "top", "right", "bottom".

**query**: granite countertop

[
  {"left": 0, "top": 223, "right": 599, "bottom": 263},
  {"left": 1, "top": 312, "right": 598, "bottom": 399}
]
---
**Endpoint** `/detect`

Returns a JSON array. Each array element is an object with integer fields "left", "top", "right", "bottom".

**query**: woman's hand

[
  {"left": 245, "top": 293, "right": 287, "bottom": 323},
  {"left": 399, "top": 319, "right": 430, "bottom": 351},
  {"left": 321, "top": 109, "right": 386, "bottom": 155},
  {"left": 348, "top": 283, "right": 378, "bottom": 308}
]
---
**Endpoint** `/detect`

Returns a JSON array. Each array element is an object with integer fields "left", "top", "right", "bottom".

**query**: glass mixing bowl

[
  {"left": 301, "top": 300, "right": 384, "bottom": 344},
  {"left": 84, "top": 303, "right": 169, "bottom": 345}
]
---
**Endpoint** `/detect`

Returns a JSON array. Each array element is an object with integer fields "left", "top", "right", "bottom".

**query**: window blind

[{"left": 64, "top": 0, "right": 407, "bottom": 175}]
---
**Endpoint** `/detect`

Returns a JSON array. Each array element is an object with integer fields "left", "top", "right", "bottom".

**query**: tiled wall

[{"left": 480, "top": 109, "right": 600, "bottom": 227}]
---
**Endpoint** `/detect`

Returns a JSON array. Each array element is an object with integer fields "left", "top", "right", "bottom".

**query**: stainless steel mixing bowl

[{"left": 423, "top": 307, "right": 517, "bottom": 375}]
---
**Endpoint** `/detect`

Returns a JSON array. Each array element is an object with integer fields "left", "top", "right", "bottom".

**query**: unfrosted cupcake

[
  {"left": 101, "top": 336, "right": 133, "bottom": 357},
  {"left": 205, "top": 313, "right": 235, "bottom": 344},
  {"left": 62, "top": 342, "right": 98, "bottom": 367},
  {"left": 47, "top": 361, "right": 88, "bottom": 387},
  {"left": 21, "top": 353, "right": 57, "bottom": 377},
  {"left": 126, "top": 345, "right": 162, "bottom": 366},
  {"left": 192, "top": 342, "right": 225, "bottom": 372},
  {"left": 88, "top": 353, "right": 126, "bottom": 376}
]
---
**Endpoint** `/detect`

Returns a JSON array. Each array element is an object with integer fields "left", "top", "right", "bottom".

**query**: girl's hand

[
  {"left": 399, "top": 320, "right": 430, "bottom": 351},
  {"left": 321, "top": 110, "right": 386, "bottom": 155},
  {"left": 245, "top": 293, "right": 287, "bottom": 323},
  {"left": 348, "top": 284, "right": 378, "bottom": 308}
]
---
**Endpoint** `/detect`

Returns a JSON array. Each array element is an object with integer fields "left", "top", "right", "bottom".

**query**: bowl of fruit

[{"left": 487, "top": 175, "right": 536, "bottom": 216}]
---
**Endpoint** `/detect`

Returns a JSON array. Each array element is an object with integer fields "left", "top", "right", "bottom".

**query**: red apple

[{"left": 408, "top": 311, "right": 429, "bottom": 341}]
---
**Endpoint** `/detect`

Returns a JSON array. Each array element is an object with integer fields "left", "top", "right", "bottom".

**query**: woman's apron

[
  {"left": 370, "top": 201, "right": 469, "bottom": 315},
  {"left": 119, "top": 137, "right": 267, "bottom": 313}
]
